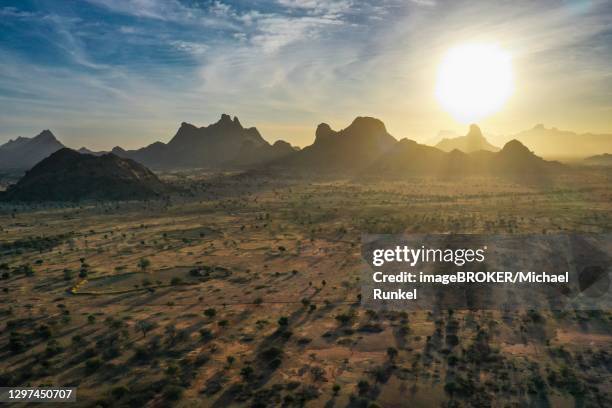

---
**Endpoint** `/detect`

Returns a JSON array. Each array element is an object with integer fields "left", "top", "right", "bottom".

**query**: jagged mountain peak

[
  {"left": 0, "top": 129, "right": 65, "bottom": 170},
  {"left": 35, "top": 129, "right": 57, "bottom": 141},
  {"left": 435, "top": 124, "right": 499, "bottom": 153},
  {"left": 214, "top": 113, "right": 242, "bottom": 128},
  {"left": 466, "top": 124, "right": 484, "bottom": 139}
]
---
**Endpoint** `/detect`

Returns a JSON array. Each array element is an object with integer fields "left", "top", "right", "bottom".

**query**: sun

[{"left": 435, "top": 43, "right": 514, "bottom": 123}]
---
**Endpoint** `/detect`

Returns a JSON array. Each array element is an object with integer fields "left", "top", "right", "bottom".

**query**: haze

[{"left": 1, "top": 0, "right": 611, "bottom": 150}]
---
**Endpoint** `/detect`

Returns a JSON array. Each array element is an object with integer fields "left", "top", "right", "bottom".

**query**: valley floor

[{"left": 0, "top": 172, "right": 610, "bottom": 407}]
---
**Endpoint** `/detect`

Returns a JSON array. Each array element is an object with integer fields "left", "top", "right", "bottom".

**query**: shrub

[
  {"left": 85, "top": 358, "right": 102, "bottom": 374},
  {"left": 240, "top": 366, "right": 254, "bottom": 380},
  {"left": 111, "top": 386, "right": 129, "bottom": 400},
  {"left": 162, "top": 385, "right": 184, "bottom": 401}
]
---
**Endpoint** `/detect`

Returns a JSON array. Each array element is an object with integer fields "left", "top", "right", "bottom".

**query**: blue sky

[{"left": 1, "top": 0, "right": 611, "bottom": 149}]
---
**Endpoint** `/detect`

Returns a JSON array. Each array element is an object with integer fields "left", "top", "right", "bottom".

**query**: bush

[
  {"left": 240, "top": 365, "right": 254, "bottom": 380},
  {"left": 37, "top": 324, "right": 53, "bottom": 339},
  {"left": 85, "top": 358, "right": 102, "bottom": 374},
  {"left": 162, "top": 385, "right": 184, "bottom": 401},
  {"left": 199, "top": 328, "right": 212, "bottom": 341},
  {"left": 111, "top": 386, "right": 129, "bottom": 400},
  {"left": 357, "top": 380, "right": 370, "bottom": 396}
]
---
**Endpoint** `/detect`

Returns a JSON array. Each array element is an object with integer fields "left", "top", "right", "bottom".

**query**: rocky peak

[
  {"left": 345, "top": 116, "right": 387, "bottom": 135},
  {"left": 466, "top": 124, "right": 484, "bottom": 139},
  {"left": 315, "top": 123, "right": 334, "bottom": 143},
  {"left": 34, "top": 129, "right": 58, "bottom": 142}
]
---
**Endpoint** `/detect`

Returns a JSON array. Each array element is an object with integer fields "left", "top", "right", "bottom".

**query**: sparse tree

[
  {"left": 136, "top": 320, "right": 157, "bottom": 338},
  {"left": 138, "top": 258, "right": 151, "bottom": 272}
]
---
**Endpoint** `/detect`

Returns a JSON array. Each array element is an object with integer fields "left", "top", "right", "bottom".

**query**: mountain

[
  {"left": 368, "top": 137, "right": 561, "bottom": 178},
  {"left": 583, "top": 153, "right": 612, "bottom": 166},
  {"left": 77, "top": 147, "right": 107, "bottom": 156},
  {"left": 1, "top": 148, "right": 168, "bottom": 202},
  {"left": 0, "top": 130, "right": 65, "bottom": 170},
  {"left": 510, "top": 124, "right": 612, "bottom": 159},
  {"left": 113, "top": 114, "right": 297, "bottom": 169},
  {"left": 275, "top": 117, "right": 397, "bottom": 172},
  {"left": 435, "top": 124, "right": 499, "bottom": 153}
]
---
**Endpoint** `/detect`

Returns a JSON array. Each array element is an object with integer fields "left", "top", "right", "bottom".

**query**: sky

[{"left": 0, "top": 0, "right": 611, "bottom": 150}]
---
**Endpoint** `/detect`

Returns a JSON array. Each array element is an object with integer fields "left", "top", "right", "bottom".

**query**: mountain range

[
  {"left": 435, "top": 124, "right": 499, "bottom": 153},
  {"left": 0, "top": 116, "right": 577, "bottom": 201},
  {"left": 110, "top": 114, "right": 297, "bottom": 169},
  {"left": 0, "top": 130, "right": 64, "bottom": 170},
  {"left": 368, "top": 137, "right": 561, "bottom": 178},
  {"left": 2, "top": 116, "right": 610, "bottom": 175},
  {"left": 1, "top": 148, "right": 168, "bottom": 202},
  {"left": 267, "top": 117, "right": 561, "bottom": 178},
  {"left": 584, "top": 153, "right": 612, "bottom": 166},
  {"left": 0, "top": 115, "right": 297, "bottom": 171},
  {"left": 509, "top": 124, "right": 612, "bottom": 159}
]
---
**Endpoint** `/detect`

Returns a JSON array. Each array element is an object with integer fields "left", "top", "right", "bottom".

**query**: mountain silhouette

[
  {"left": 511, "top": 124, "right": 612, "bottom": 159},
  {"left": 369, "top": 136, "right": 561, "bottom": 178},
  {"left": 0, "top": 130, "right": 65, "bottom": 170},
  {"left": 583, "top": 153, "right": 612, "bottom": 166},
  {"left": 77, "top": 147, "right": 106, "bottom": 156},
  {"left": 435, "top": 124, "right": 499, "bottom": 153},
  {"left": 1, "top": 148, "right": 168, "bottom": 202},
  {"left": 112, "top": 114, "right": 297, "bottom": 169},
  {"left": 276, "top": 116, "right": 397, "bottom": 172}
]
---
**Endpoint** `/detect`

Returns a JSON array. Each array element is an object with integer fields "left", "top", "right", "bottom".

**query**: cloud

[
  {"left": 84, "top": 0, "right": 240, "bottom": 29},
  {"left": 170, "top": 41, "right": 209, "bottom": 56},
  {"left": 276, "top": 0, "right": 353, "bottom": 17},
  {"left": 1, "top": 0, "right": 611, "bottom": 147}
]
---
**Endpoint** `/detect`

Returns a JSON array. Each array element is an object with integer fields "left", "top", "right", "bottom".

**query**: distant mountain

[
  {"left": 1, "top": 148, "right": 168, "bottom": 202},
  {"left": 435, "top": 124, "right": 499, "bottom": 153},
  {"left": 511, "top": 124, "right": 612, "bottom": 159},
  {"left": 369, "top": 137, "right": 562, "bottom": 178},
  {"left": 0, "top": 130, "right": 65, "bottom": 170},
  {"left": 113, "top": 114, "right": 297, "bottom": 169},
  {"left": 583, "top": 153, "right": 612, "bottom": 166},
  {"left": 276, "top": 117, "right": 397, "bottom": 172},
  {"left": 77, "top": 147, "right": 107, "bottom": 156}
]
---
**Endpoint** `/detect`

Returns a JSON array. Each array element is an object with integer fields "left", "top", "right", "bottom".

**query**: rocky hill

[
  {"left": 1, "top": 148, "right": 169, "bottom": 202},
  {"left": 275, "top": 116, "right": 397, "bottom": 172}
]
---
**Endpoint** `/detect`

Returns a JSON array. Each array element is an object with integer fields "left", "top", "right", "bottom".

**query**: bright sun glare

[{"left": 436, "top": 43, "right": 514, "bottom": 123}]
